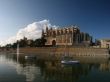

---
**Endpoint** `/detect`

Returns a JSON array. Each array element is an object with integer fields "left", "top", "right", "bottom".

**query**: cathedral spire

[
  {"left": 45, "top": 24, "right": 49, "bottom": 36},
  {"left": 46, "top": 25, "right": 48, "bottom": 32},
  {"left": 41, "top": 29, "right": 44, "bottom": 38}
]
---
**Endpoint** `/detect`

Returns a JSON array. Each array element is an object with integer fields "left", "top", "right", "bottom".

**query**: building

[
  {"left": 100, "top": 39, "right": 110, "bottom": 48},
  {"left": 42, "top": 25, "right": 92, "bottom": 46}
]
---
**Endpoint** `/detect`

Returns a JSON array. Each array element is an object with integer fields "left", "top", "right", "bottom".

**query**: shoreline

[{"left": 0, "top": 47, "right": 109, "bottom": 59}]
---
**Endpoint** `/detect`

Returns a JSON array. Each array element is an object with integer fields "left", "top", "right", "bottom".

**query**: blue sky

[{"left": 0, "top": 0, "right": 110, "bottom": 41}]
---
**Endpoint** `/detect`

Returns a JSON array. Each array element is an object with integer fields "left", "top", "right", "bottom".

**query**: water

[{"left": 0, "top": 53, "right": 110, "bottom": 82}]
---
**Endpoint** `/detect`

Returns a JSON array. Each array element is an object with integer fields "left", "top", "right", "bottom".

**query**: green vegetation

[{"left": 4, "top": 37, "right": 47, "bottom": 49}]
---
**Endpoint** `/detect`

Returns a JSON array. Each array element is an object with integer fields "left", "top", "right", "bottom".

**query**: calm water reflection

[{"left": 0, "top": 53, "right": 110, "bottom": 82}]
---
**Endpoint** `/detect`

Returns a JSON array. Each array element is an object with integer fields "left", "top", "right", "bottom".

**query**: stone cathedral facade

[{"left": 42, "top": 25, "right": 92, "bottom": 46}]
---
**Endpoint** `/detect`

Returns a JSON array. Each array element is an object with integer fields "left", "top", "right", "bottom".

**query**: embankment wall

[{"left": 19, "top": 47, "right": 110, "bottom": 60}]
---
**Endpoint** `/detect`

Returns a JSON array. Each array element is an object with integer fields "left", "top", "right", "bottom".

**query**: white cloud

[{"left": 0, "top": 19, "right": 57, "bottom": 46}]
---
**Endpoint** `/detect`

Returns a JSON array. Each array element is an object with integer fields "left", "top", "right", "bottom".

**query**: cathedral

[{"left": 42, "top": 25, "right": 92, "bottom": 47}]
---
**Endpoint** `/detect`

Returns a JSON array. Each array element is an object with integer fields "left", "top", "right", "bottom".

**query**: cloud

[
  {"left": 0, "top": 19, "right": 57, "bottom": 46},
  {"left": 16, "top": 19, "right": 51, "bottom": 40}
]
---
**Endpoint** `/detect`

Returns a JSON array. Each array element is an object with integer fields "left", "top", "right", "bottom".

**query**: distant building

[
  {"left": 42, "top": 25, "right": 92, "bottom": 46},
  {"left": 100, "top": 39, "right": 110, "bottom": 48}
]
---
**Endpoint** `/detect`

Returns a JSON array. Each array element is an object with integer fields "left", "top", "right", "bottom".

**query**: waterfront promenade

[{"left": 1, "top": 47, "right": 109, "bottom": 60}]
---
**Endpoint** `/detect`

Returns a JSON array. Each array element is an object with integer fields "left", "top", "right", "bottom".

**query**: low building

[{"left": 100, "top": 39, "right": 110, "bottom": 48}]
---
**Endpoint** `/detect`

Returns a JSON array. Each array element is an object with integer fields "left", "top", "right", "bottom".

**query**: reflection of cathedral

[
  {"left": 42, "top": 61, "right": 90, "bottom": 82},
  {"left": 42, "top": 25, "right": 92, "bottom": 46},
  {"left": 99, "top": 62, "right": 110, "bottom": 72},
  {"left": 16, "top": 64, "right": 42, "bottom": 82}
]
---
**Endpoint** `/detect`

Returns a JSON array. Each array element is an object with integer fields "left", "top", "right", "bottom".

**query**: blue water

[{"left": 0, "top": 53, "right": 110, "bottom": 82}]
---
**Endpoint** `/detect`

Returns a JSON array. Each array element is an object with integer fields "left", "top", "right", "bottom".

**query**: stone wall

[{"left": 16, "top": 47, "right": 110, "bottom": 60}]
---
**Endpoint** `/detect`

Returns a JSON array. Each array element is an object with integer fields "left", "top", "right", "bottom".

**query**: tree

[
  {"left": 95, "top": 39, "right": 101, "bottom": 46},
  {"left": 6, "top": 44, "right": 12, "bottom": 48},
  {"left": 12, "top": 43, "right": 17, "bottom": 49},
  {"left": 28, "top": 40, "right": 35, "bottom": 47},
  {"left": 34, "top": 38, "right": 47, "bottom": 47},
  {"left": 19, "top": 37, "right": 28, "bottom": 47}
]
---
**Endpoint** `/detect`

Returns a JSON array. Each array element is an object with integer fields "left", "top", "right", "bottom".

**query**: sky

[{"left": 0, "top": 0, "right": 110, "bottom": 45}]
